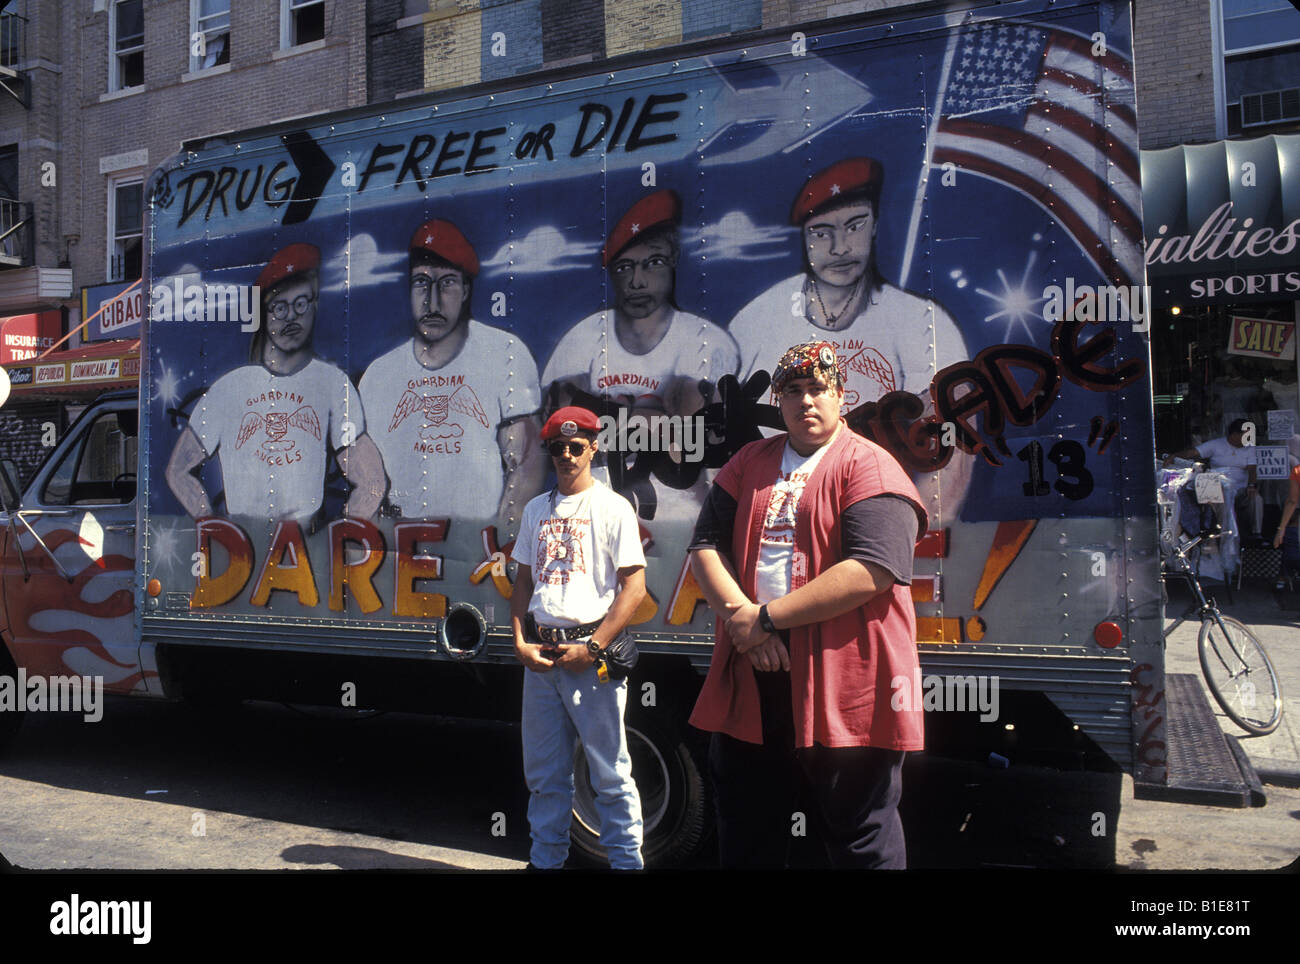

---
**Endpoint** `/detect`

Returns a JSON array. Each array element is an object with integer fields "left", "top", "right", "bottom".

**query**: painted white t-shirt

[
  {"left": 190, "top": 358, "right": 364, "bottom": 520},
  {"left": 754, "top": 441, "right": 832, "bottom": 604},
  {"left": 541, "top": 309, "right": 739, "bottom": 414},
  {"left": 512, "top": 481, "right": 646, "bottom": 627},
  {"left": 1197, "top": 436, "right": 1256, "bottom": 491},
  {"left": 541, "top": 309, "right": 738, "bottom": 523},
  {"left": 358, "top": 320, "right": 541, "bottom": 520},
  {"left": 730, "top": 276, "right": 967, "bottom": 409}
]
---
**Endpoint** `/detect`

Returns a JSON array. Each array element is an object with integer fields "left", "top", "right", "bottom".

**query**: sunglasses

[{"left": 547, "top": 440, "right": 589, "bottom": 458}]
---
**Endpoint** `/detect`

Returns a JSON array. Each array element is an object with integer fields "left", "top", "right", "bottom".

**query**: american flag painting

[{"left": 932, "top": 22, "right": 1141, "bottom": 287}]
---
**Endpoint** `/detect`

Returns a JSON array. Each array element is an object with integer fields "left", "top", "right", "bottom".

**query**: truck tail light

[{"left": 1094, "top": 621, "right": 1123, "bottom": 648}]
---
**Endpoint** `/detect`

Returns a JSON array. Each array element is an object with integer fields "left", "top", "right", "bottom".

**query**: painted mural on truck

[{"left": 140, "top": 0, "right": 1158, "bottom": 653}]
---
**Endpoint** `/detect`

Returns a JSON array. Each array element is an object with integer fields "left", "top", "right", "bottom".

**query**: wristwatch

[
  {"left": 587, "top": 638, "right": 604, "bottom": 658},
  {"left": 758, "top": 604, "right": 777, "bottom": 634}
]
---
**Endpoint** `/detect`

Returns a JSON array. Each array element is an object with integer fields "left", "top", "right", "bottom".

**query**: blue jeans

[{"left": 521, "top": 664, "right": 643, "bottom": 869}]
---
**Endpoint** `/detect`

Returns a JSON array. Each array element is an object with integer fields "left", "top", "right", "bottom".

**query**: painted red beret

[
  {"left": 410, "top": 218, "right": 480, "bottom": 277},
  {"left": 541, "top": 406, "right": 602, "bottom": 441},
  {"left": 256, "top": 243, "right": 320, "bottom": 291},
  {"left": 602, "top": 189, "right": 681, "bottom": 267},
  {"left": 790, "top": 158, "right": 883, "bottom": 226}
]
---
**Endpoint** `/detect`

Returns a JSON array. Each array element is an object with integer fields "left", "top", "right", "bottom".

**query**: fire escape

[{"left": 0, "top": 3, "right": 29, "bottom": 268}]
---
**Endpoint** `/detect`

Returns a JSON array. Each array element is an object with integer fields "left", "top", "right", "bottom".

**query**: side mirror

[{"left": 117, "top": 409, "right": 138, "bottom": 438}]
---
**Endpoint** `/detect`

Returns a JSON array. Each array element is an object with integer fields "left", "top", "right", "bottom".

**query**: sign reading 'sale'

[{"left": 1227, "top": 315, "right": 1296, "bottom": 360}]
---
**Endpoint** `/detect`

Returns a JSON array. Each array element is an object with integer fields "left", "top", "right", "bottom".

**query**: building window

[
  {"left": 108, "top": 175, "right": 142, "bottom": 283},
  {"left": 0, "top": 144, "right": 21, "bottom": 264},
  {"left": 109, "top": 0, "right": 144, "bottom": 91},
  {"left": 281, "top": 0, "right": 325, "bottom": 50},
  {"left": 191, "top": 0, "right": 231, "bottom": 72},
  {"left": 1221, "top": 0, "right": 1300, "bottom": 135}
]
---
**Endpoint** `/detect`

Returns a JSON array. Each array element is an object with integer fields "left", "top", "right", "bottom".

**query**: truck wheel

[
  {"left": 0, "top": 647, "right": 23, "bottom": 755},
  {"left": 569, "top": 713, "right": 710, "bottom": 867}
]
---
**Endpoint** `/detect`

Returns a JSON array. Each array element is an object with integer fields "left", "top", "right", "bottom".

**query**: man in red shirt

[{"left": 689, "top": 341, "right": 926, "bottom": 868}]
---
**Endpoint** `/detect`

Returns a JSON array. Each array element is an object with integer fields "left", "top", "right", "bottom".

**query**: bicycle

[{"left": 1161, "top": 529, "right": 1284, "bottom": 735}]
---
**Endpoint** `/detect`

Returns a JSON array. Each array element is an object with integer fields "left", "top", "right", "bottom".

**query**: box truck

[{"left": 2, "top": 0, "right": 1196, "bottom": 865}]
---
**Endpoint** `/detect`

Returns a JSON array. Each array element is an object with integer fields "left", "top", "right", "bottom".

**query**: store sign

[
  {"left": 1268, "top": 409, "right": 1295, "bottom": 441},
  {"left": 1142, "top": 133, "right": 1300, "bottom": 305},
  {"left": 1225, "top": 315, "right": 1295, "bottom": 360},
  {"left": 7, "top": 366, "right": 32, "bottom": 386},
  {"left": 70, "top": 359, "right": 121, "bottom": 382},
  {"left": 0, "top": 311, "right": 61, "bottom": 364},
  {"left": 1256, "top": 445, "right": 1290, "bottom": 480},
  {"left": 82, "top": 281, "right": 143, "bottom": 341},
  {"left": 35, "top": 363, "right": 65, "bottom": 385}
]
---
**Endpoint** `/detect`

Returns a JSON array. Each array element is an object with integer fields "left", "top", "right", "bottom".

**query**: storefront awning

[
  {"left": 1141, "top": 132, "right": 1300, "bottom": 306},
  {"left": 3, "top": 339, "right": 141, "bottom": 395}
]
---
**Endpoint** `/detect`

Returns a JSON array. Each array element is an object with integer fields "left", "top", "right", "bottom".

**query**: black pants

[{"left": 708, "top": 670, "right": 907, "bottom": 869}]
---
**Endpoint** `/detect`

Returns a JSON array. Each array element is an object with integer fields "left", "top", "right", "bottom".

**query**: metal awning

[
  {"left": 3, "top": 339, "right": 141, "bottom": 395},
  {"left": 1141, "top": 132, "right": 1300, "bottom": 306}
]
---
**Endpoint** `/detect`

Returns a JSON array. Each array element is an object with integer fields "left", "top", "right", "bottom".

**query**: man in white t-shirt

[
  {"left": 728, "top": 158, "right": 971, "bottom": 526},
  {"left": 359, "top": 219, "right": 545, "bottom": 530},
  {"left": 540, "top": 190, "right": 739, "bottom": 521},
  {"left": 165, "top": 243, "right": 384, "bottom": 522},
  {"left": 1166, "top": 418, "right": 1261, "bottom": 534},
  {"left": 510, "top": 406, "right": 647, "bottom": 870}
]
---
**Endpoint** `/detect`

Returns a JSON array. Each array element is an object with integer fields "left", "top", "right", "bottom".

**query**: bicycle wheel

[{"left": 1197, "top": 615, "right": 1283, "bottom": 735}]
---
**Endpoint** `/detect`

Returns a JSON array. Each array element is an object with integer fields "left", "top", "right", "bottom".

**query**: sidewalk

[
  {"left": 1161, "top": 576, "right": 1300, "bottom": 786},
  {"left": 1108, "top": 576, "right": 1300, "bottom": 871}
]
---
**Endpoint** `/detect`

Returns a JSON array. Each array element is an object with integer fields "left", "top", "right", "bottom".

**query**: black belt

[{"left": 528, "top": 615, "right": 603, "bottom": 643}]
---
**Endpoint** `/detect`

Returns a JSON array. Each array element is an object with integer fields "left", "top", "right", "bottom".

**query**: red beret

[
  {"left": 257, "top": 243, "right": 320, "bottom": 291},
  {"left": 410, "top": 219, "right": 480, "bottom": 278},
  {"left": 602, "top": 189, "right": 681, "bottom": 267},
  {"left": 541, "top": 406, "right": 602, "bottom": 441},
  {"left": 790, "top": 158, "right": 883, "bottom": 226}
]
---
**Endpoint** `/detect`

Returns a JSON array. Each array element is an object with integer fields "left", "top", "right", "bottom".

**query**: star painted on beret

[
  {"left": 425, "top": 234, "right": 434, "bottom": 244},
  {"left": 631, "top": 223, "right": 640, "bottom": 233},
  {"left": 286, "top": 263, "right": 295, "bottom": 272},
  {"left": 830, "top": 183, "right": 841, "bottom": 195}
]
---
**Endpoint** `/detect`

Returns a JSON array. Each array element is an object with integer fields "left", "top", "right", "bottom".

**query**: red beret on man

[
  {"left": 602, "top": 189, "right": 681, "bottom": 267},
  {"left": 541, "top": 406, "right": 602, "bottom": 441},
  {"left": 256, "top": 242, "right": 320, "bottom": 291},
  {"left": 789, "top": 158, "right": 884, "bottom": 226},
  {"left": 410, "top": 218, "right": 480, "bottom": 278}
]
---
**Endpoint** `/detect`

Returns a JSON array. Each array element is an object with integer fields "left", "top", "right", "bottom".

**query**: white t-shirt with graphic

[
  {"left": 359, "top": 320, "right": 541, "bottom": 520},
  {"left": 754, "top": 441, "right": 832, "bottom": 604},
  {"left": 512, "top": 481, "right": 646, "bottom": 627},
  {"left": 190, "top": 358, "right": 363, "bottom": 520},
  {"left": 541, "top": 309, "right": 738, "bottom": 414},
  {"left": 730, "top": 276, "right": 967, "bottom": 409}
]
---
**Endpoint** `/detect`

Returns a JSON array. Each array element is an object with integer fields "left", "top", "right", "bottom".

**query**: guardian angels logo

[
  {"left": 390, "top": 383, "right": 488, "bottom": 440},
  {"left": 236, "top": 405, "right": 321, "bottom": 453}
]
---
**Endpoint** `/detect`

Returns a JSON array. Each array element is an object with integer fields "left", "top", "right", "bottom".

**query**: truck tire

[
  {"left": 0, "top": 646, "right": 23, "bottom": 755},
  {"left": 569, "top": 711, "right": 710, "bottom": 867}
]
